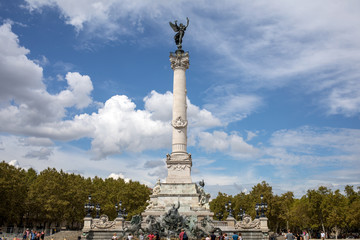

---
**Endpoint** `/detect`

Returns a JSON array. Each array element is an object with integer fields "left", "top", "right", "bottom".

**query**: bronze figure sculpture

[{"left": 169, "top": 17, "right": 189, "bottom": 50}]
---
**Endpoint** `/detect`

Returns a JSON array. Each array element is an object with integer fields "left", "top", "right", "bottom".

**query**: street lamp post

[
  {"left": 255, "top": 203, "right": 260, "bottom": 219},
  {"left": 238, "top": 208, "right": 245, "bottom": 221},
  {"left": 115, "top": 200, "right": 127, "bottom": 219},
  {"left": 216, "top": 212, "right": 224, "bottom": 221},
  {"left": 260, "top": 194, "right": 268, "bottom": 217},
  {"left": 84, "top": 194, "right": 94, "bottom": 217},
  {"left": 95, "top": 204, "right": 101, "bottom": 218},
  {"left": 255, "top": 194, "right": 268, "bottom": 219},
  {"left": 225, "top": 200, "right": 234, "bottom": 218}
]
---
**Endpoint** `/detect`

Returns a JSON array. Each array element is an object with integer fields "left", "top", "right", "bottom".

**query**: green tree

[
  {"left": 279, "top": 192, "right": 295, "bottom": 231},
  {"left": 345, "top": 186, "right": 360, "bottom": 233},
  {"left": 289, "top": 197, "right": 310, "bottom": 232},
  {"left": 306, "top": 186, "right": 332, "bottom": 234},
  {"left": 0, "top": 161, "right": 27, "bottom": 225},
  {"left": 210, "top": 192, "right": 232, "bottom": 220},
  {"left": 322, "top": 190, "right": 347, "bottom": 239}
]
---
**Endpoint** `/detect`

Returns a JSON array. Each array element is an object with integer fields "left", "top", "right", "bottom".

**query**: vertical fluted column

[
  {"left": 170, "top": 52, "right": 189, "bottom": 153},
  {"left": 166, "top": 51, "right": 192, "bottom": 183}
]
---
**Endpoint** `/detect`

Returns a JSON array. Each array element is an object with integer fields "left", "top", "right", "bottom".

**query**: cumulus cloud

[
  {"left": 197, "top": 131, "right": 260, "bottom": 159},
  {"left": 0, "top": 23, "right": 222, "bottom": 160},
  {"left": 144, "top": 91, "right": 172, "bottom": 122},
  {"left": 82, "top": 95, "right": 171, "bottom": 159},
  {"left": 8, "top": 159, "right": 20, "bottom": 168},
  {"left": 0, "top": 23, "right": 94, "bottom": 139},
  {"left": 108, "top": 172, "right": 130, "bottom": 183}
]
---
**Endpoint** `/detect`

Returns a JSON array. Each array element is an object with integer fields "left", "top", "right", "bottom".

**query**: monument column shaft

[
  {"left": 166, "top": 51, "right": 192, "bottom": 184},
  {"left": 172, "top": 67, "right": 187, "bottom": 154}
]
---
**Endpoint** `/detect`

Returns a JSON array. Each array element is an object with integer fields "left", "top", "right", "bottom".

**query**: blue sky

[{"left": 0, "top": 0, "right": 359, "bottom": 198}]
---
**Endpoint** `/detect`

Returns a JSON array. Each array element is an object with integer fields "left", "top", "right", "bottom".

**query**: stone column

[{"left": 166, "top": 51, "right": 192, "bottom": 183}]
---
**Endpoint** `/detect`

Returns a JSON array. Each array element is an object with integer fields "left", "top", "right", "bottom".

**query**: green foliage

[
  {"left": 211, "top": 181, "right": 360, "bottom": 235},
  {"left": 2, "top": 161, "right": 360, "bottom": 234},
  {"left": 0, "top": 161, "right": 149, "bottom": 228},
  {"left": 0, "top": 161, "right": 28, "bottom": 225}
]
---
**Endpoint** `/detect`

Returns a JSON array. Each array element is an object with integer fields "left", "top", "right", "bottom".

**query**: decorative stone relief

[
  {"left": 91, "top": 215, "right": 116, "bottom": 229},
  {"left": 167, "top": 164, "right": 190, "bottom": 171},
  {"left": 234, "top": 215, "right": 260, "bottom": 229},
  {"left": 170, "top": 52, "right": 189, "bottom": 70},
  {"left": 172, "top": 116, "right": 188, "bottom": 132},
  {"left": 167, "top": 153, "right": 192, "bottom": 162}
]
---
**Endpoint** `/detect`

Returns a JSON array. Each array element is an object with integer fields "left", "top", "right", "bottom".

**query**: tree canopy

[
  {"left": 1, "top": 161, "right": 359, "bottom": 236},
  {"left": 0, "top": 161, "right": 150, "bottom": 229}
]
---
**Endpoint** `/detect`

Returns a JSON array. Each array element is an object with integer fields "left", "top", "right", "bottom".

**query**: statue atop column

[{"left": 169, "top": 17, "right": 189, "bottom": 51}]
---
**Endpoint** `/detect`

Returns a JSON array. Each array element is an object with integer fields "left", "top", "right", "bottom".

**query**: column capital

[{"left": 170, "top": 51, "right": 189, "bottom": 70}]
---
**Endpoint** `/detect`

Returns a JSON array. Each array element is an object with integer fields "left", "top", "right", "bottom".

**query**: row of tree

[
  {"left": 0, "top": 161, "right": 151, "bottom": 230},
  {"left": 1, "top": 161, "right": 359, "bottom": 236},
  {"left": 210, "top": 181, "right": 360, "bottom": 237}
]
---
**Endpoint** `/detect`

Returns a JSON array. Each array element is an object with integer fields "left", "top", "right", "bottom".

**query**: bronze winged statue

[{"left": 169, "top": 17, "right": 189, "bottom": 50}]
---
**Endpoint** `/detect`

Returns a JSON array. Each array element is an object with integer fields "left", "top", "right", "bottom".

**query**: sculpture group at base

[{"left": 86, "top": 203, "right": 222, "bottom": 239}]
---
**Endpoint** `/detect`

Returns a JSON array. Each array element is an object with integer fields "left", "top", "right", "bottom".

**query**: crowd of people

[
  {"left": 111, "top": 230, "right": 244, "bottom": 240},
  {"left": 285, "top": 229, "right": 321, "bottom": 240},
  {"left": 22, "top": 229, "right": 45, "bottom": 240}
]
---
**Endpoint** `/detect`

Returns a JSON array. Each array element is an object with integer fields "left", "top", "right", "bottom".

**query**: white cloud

[
  {"left": 144, "top": 90, "right": 222, "bottom": 128},
  {"left": 197, "top": 131, "right": 260, "bottom": 159},
  {"left": 144, "top": 90, "right": 172, "bottom": 122},
  {"left": 83, "top": 95, "right": 171, "bottom": 159},
  {"left": 108, "top": 173, "right": 130, "bottom": 183},
  {"left": 258, "top": 126, "right": 360, "bottom": 170},
  {"left": 0, "top": 22, "right": 222, "bottom": 160},
  {"left": 246, "top": 130, "right": 258, "bottom": 141},
  {"left": 20, "top": 137, "right": 54, "bottom": 147},
  {"left": 22, "top": 1, "right": 360, "bottom": 116},
  {"left": 0, "top": 23, "right": 94, "bottom": 139},
  {"left": 57, "top": 72, "right": 93, "bottom": 109},
  {"left": 8, "top": 159, "right": 20, "bottom": 168},
  {"left": 24, "top": 147, "right": 53, "bottom": 160},
  {"left": 204, "top": 95, "right": 263, "bottom": 124}
]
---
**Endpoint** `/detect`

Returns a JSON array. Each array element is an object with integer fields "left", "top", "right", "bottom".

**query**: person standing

[
  {"left": 210, "top": 232, "right": 216, "bottom": 240},
  {"left": 321, "top": 231, "right": 325, "bottom": 240},
  {"left": 305, "top": 231, "right": 309, "bottom": 240},
  {"left": 112, "top": 233, "right": 118, "bottom": 240},
  {"left": 154, "top": 232, "right": 160, "bottom": 240},
  {"left": 139, "top": 233, "right": 144, "bottom": 240},
  {"left": 238, "top": 233, "right": 242, "bottom": 240},
  {"left": 286, "top": 230, "right": 295, "bottom": 240},
  {"left": 232, "top": 232, "right": 239, "bottom": 240},
  {"left": 147, "top": 232, "right": 155, "bottom": 240},
  {"left": 128, "top": 233, "right": 133, "bottom": 240},
  {"left": 179, "top": 230, "right": 184, "bottom": 240}
]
